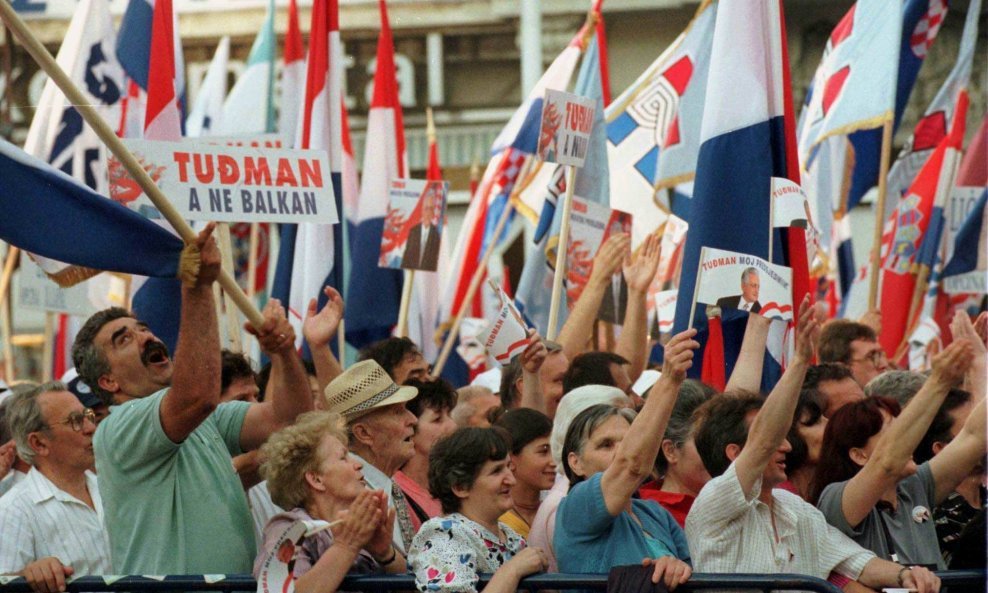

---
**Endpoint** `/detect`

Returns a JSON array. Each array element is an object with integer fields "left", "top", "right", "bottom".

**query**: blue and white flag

[
  {"left": 0, "top": 139, "right": 184, "bottom": 278},
  {"left": 942, "top": 189, "right": 987, "bottom": 294}
]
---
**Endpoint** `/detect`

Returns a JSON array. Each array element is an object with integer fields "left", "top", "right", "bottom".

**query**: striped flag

[
  {"left": 278, "top": 0, "right": 305, "bottom": 142},
  {"left": 672, "top": 0, "right": 800, "bottom": 387},
  {"left": 516, "top": 30, "right": 609, "bottom": 336},
  {"left": 344, "top": 0, "right": 408, "bottom": 348},
  {"left": 271, "top": 0, "right": 345, "bottom": 348},
  {"left": 220, "top": 0, "right": 275, "bottom": 135},
  {"left": 186, "top": 36, "right": 229, "bottom": 138}
]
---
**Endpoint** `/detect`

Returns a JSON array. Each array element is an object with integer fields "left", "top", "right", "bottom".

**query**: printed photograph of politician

[
  {"left": 716, "top": 267, "right": 762, "bottom": 313},
  {"left": 379, "top": 179, "right": 448, "bottom": 272},
  {"left": 597, "top": 210, "right": 633, "bottom": 324},
  {"left": 695, "top": 246, "right": 794, "bottom": 322}
]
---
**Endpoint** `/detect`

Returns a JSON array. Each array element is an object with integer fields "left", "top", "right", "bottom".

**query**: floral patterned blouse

[{"left": 408, "top": 512, "right": 526, "bottom": 592}]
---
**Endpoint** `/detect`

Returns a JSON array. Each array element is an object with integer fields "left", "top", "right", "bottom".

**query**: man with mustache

[{"left": 71, "top": 224, "right": 313, "bottom": 575}]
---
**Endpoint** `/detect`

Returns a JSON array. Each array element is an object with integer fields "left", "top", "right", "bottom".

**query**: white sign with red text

[
  {"left": 255, "top": 519, "right": 332, "bottom": 593},
  {"left": 537, "top": 89, "right": 596, "bottom": 167},
  {"left": 109, "top": 139, "right": 337, "bottom": 224},
  {"left": 479, "top": 281, "right": 532, "bottom": 365}
]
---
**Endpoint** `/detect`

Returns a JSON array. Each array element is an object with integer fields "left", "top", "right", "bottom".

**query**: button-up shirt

[
  {"left": 0, "top": 467, "right": 111, "bottom": 576},
  {"left": 686, "top": 461, "right": 874, "bottom": 580}
]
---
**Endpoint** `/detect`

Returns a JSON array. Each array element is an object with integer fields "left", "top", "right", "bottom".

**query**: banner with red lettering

[
  {"left": 109, "top": 139, "right": 337, "bottom": 224},
  {"left": 538, "top": 89, "right": 596, "bottom": 167},
  {"left": 695, "top": 246, "right": 793, "bottom": 321},
  {"left": 479, "top": 280, "right": 532, "bottom": 364}
]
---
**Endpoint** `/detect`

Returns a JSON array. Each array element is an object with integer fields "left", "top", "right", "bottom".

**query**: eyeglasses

[
  {"left": 52, "top": 409, "right": 97, "bottom": 432},
  {"left": 850, "top": 350, "right": 886, "bottom": 366}
]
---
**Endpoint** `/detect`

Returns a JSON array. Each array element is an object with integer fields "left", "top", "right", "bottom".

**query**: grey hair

[
  {"left": 561, "top": 404, "right": 636, "bottom": 485},
  {"left": 741, "top": 267, "right": 759, "bottom": 284},
  {"left": 655, "top": 379, "right": 715, "bottom": 478},
  {"left": 450, "top": 386, "right": 494, "bottom": 426},
  {"left": 6, "top": 381, "right": 68, "bottom": 465},
  {"left": 550, "top": 385, "right": 630, "bottom": 468},
  {"left": 864, "top": 370, "right": 926, "bottom": 407},
  {"left": 72, "top": 307, "right": 134, "bottom": 406}
]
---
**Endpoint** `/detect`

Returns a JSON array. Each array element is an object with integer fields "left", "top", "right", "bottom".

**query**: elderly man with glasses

[{"left": 0, "top": 382, "right": 110, "bottom": 593}]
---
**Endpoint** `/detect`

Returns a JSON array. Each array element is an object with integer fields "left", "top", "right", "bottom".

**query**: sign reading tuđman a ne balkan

[{"left": 109, "top": 139, "right": 338, "bottom": 224}]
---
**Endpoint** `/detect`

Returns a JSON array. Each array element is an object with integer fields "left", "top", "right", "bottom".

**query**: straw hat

[{"left": 323, "top": 360, "right": 418, "bottom": 420}]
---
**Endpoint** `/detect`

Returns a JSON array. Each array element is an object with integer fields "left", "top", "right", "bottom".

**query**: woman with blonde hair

[{"left": 254, "top": 411, "right": 406, "bottom": 593}]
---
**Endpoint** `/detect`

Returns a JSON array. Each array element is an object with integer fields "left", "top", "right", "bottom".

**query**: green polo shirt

[{"left": 94, "top": 388, "right": 255, "bottom": 575}]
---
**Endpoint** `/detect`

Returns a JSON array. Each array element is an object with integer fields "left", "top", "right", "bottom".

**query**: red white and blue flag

[
  {"left": 271, "top": 0, "right": 345, "bottom": 350},
  {"left": 278, "top": 0, "right": 306, "bottom": 143},
  {"left": 672, "top": 0, "right": 802, "bottom": 388},
  {"left": 344, "top": 0, "right": 408, "bottom": 348}
]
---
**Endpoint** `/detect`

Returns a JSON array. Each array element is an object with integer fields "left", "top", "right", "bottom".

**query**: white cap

[
  {"left": 632, "top": 369, "right": 662, "bottom": 397},
  {"left": 470, "top": 367, "right": 502, "bottom": 394}
]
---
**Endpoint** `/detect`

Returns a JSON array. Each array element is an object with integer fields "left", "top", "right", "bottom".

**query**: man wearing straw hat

[
  {"left": 70, "top": 224, "right": 313, "bottom": 576},
  {"left": 324, "top": 360, "right": 420, "bottom": 556}
]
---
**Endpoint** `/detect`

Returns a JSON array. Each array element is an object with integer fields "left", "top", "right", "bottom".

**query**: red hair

[{"left": 810, "top": 396, "right": 900, "bottom": 504}]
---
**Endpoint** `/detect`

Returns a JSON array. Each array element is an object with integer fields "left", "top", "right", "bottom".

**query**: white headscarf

[{"left": 550, "top": 385, "right": 630, "bottom": 469}]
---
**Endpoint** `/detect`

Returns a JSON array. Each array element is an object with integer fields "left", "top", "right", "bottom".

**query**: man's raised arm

[
  {"left": 159, "top": 223, "right": 223, "bottom": 443},
  {"left": 733, "top": 297, "right": 819, "bottom": 495},
  {"left": 240, "top": 300, "right": 314, "bottom": 451}
]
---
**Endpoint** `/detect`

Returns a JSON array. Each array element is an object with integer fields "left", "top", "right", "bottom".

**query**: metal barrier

[{"left": 0, "top": 571, "right": 982, "bottom": 593}]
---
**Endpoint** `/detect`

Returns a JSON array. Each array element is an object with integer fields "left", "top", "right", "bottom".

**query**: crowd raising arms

[{"left": 1, "top": 227, "right": 986, "bottom": 593}]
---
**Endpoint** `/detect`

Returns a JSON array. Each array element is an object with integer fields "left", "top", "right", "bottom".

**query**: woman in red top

[{"left": 639, "top": 379, "right": 714, "bottom": 527}]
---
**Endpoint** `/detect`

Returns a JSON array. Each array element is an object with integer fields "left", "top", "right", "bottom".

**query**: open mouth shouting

[{"left": 141, "top": 340, "right": 171, "bottom": 368}]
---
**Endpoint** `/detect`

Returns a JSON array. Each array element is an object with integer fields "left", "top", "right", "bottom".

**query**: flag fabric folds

[
  {"left": 219, "top": 0, "right": 276, "bottom": 135},
  {"left": 672, "top": 0, "right": 799, "bottom": 384},
  {"left": 0, "top": 139, "right": 184, "bottom": 278},
  {"left": 272, "top": 0, "right": 346, "bottom": 349},
  {"left": 344, "top": 0, "right": 407, "bottom": 348},
  {"left": 186, "top": 36, "right": 230, "bottom": 138},
  {"left": 278, "top": 0, "right": 306, "bottom": 142}
]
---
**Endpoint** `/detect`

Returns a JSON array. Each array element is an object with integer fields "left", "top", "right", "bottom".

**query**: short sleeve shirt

[
  {"left": 816, "top": 462, "right": 944, "bottom": 569},
  {"left": 555, "top": 473, "right": 691, "bottom": 574},
  {"left": 94, "top": 388, "right": 254, "bottom": 574}
]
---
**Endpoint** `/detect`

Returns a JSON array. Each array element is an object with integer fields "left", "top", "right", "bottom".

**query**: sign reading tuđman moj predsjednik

[{"left": 108, "top": 139, "right": 338, "bottom": 224}]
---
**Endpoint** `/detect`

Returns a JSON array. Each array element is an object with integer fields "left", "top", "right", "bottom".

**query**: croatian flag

[
  {"left": 186, "top": 36, "right": 229, "bottom": 138},
  {"left": 0, "top": 139, "right": 184, "bottom": 279},
  {"left": 271, "top": 0, "right": 345, "bottom": 349},
  {"left": 516, "top": 31, "right": 609, "bottom": 336},
  {"left": 672, "top": 0, "right": 800, "bottom": 386},
  {"left": 117, "top": 0, "right": 186, "bottom": 115},
  {"left": 278, "top": 0, "right": 306, "bottom": 143},
  {"left": 344, "top": 0, "right": 407, "bottom": 348},
  {"left": 886, "top": 0, "right": 977, "bottom": 217},
  {"left": 129, "top": 0, "right": 186, "bottom": 353},
  {"left": 220, "top": 0, "right": 275, "bottom": 135},
  {"left": 878, "top": 90, "right": 968, "bottom": 358},
  {"left": 22, "top": 0, "right": 124, "bottom": 286}
]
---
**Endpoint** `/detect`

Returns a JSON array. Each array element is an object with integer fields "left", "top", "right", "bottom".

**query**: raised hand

[
  {"left": 929, "top": 339, "right": 974, "bottom": 388},
  {"left": 245, "top": 298, "right": 296, "bottom": 355},
  {"left": 303, "top": 286, "right": 345, "bottom": 348},
  {"left": 520, "top": 331, "right": 548, "bottom": 374},
  {"left": 661, "top": 328, "right": 699, "bottom": 382},
  {"left": 623, "top": 233, "right": 661, "bottom": 293},
  {"left": 792, "top": 296, "right": 820, "bottom": 365},
  {"left": 589, "top": 233, "right": 630, "bottom": 287},
  {"left": 191, "top": 221, "right": 221, "bottom": 288}
]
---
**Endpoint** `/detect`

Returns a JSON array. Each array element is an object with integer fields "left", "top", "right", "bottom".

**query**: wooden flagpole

[
  {"left": 0, "top": 0, "right": 264, "bottom": 328},
  {"left": 431, "top": 201, "right": 515, "bottom": 378},
  {"left": 216, "top": 223, "right": 243, "bottom": 352},
  {"left": 546, "top": 166, "right": 578, "bottom": 341},
  {"left": 0, "top": 246, "right": 17, "bottom": 381},
  {"left": 396, "top": 270, "right": 414, "bottom": 338},
  {"left": 246, "top": 223, "right": 260, "bottom": 299},
  {"left": 867, "top": 118, "right": 895, "bottom": 311},
  {"left": 41, "top": 312, "right": 54, "bottom": 382}
]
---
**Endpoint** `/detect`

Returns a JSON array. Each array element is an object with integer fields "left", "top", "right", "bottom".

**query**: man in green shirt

[{"left": 72, "top": 223, "right": 313, "bottom": 575}]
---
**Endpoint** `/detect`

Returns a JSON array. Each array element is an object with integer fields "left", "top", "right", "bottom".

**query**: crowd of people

[{"left": 0, "top": 226, "right": 984, "bottom": 593}]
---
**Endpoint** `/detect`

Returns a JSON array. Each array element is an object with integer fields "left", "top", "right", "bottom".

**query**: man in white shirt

[
  {"left": 687, "top": 300, "right": 941, "bottom": 593},
  {"left": 0, "top": 382, "right": 111, "bottom": 593}
]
